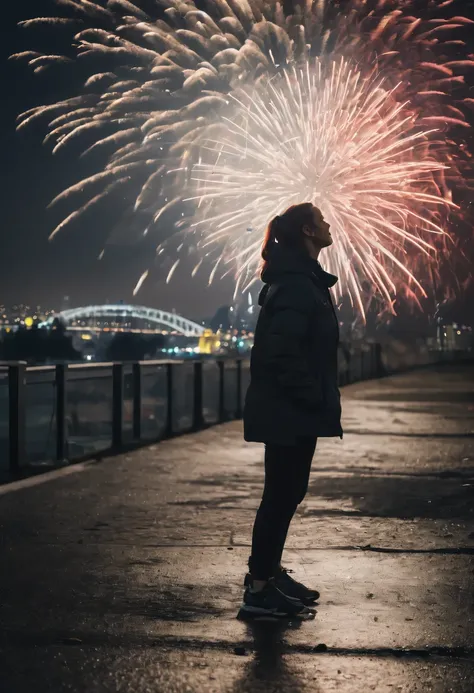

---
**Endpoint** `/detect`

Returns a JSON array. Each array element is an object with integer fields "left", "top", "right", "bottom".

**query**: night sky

[
  {"left": 1, "top": 0, "right": 235, "bottom": 318},
  {"left": 1, "top": 1, "right": 474, "bottom": 321}
]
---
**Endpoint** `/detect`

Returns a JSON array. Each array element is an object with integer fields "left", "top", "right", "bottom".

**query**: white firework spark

[
  {"left": 13, "top": 0, "right": 474, "bottom": 313},
  {"left": 185, "top": 58, "right": 456, "bottom": 312}
]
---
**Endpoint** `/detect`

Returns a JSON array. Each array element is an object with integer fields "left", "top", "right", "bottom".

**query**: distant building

[
  {"left": 436, "top": 323, "right": 472, "bottom": 351},
  {"left": 198, "top": 330, "right": 221, "bottom": 355},
  {"left": 210, "top": 305, "right": 231, "bottom": 333}
]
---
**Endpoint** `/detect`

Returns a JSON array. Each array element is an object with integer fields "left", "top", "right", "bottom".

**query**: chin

[{"left": 324, "top": 236, "right": 333, "bottom": 247}]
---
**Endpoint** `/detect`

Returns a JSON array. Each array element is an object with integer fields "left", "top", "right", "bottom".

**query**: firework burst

[{"left": 13, "top": 0, "right": 474, "bottom": 315}]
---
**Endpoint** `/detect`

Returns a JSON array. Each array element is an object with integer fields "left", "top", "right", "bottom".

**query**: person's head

[{"left": 261, "top": 203, "right": 332, "bottom": 270}]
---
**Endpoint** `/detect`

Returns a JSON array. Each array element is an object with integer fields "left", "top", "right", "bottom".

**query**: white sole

[
  {"left": 240, "top": 604, "right": 290, "bottom": 617},
  {"left": 239, "top": 603, "right": 316, "bottom": 620}
]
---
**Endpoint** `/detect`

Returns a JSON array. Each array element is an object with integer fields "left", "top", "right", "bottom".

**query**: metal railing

[
  {"left": 3, "top": 339, "right": 468, "bottom": 477},
  {"left": 0, "top": 343, "right": 384, "bottom": 475}
]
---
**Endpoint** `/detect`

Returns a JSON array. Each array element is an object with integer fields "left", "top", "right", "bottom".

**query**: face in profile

[{"left": 304, "top": 206, "right": 332, "bottom": 248}]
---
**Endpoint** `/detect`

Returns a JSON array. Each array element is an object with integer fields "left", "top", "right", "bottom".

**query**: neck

[
  {"left": 308, "top": 247, "right": 321, "bottom": 261},
  {"left": 303, "top": 237, "right": 322, "bottom": 261}
]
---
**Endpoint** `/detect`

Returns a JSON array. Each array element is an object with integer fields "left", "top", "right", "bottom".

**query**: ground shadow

[
  {"left": 229, "top": 615, "right": 322, "bottom": 693},
  {"left": 305, "top": 472, "right": 474, "bottom": 520}
]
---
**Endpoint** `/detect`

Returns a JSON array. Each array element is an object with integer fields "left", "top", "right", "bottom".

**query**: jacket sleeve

[{"left": 265, "top": 282, "right": 322, "bottom": 408}]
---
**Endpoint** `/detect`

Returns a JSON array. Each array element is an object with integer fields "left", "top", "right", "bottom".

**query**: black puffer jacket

[{"left": 244, "top": 245, "right": 343, "bottom": 444}]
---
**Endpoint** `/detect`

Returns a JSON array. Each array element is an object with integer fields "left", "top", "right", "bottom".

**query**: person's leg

[
  {"left": 275, "top": 437, "right": 317, "bottom": 570},
  {"left": 249, "top": 438, "right": 317, "bottom": 586},
  {"left": 293, "top": 436, "right": 318, "bottom": 504}
]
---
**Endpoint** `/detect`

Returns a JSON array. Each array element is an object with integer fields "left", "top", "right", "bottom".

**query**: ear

[{"left": 302, "top": 224, "right": 313, "bottom": 238}]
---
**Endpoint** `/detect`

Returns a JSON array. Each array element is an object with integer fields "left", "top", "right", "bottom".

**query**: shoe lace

[
  {"left": 279, "top": 566, "right": 308, "bottom": 588},
  {"left": 279, "top": 566, "right": 294, "bottom": 575}
]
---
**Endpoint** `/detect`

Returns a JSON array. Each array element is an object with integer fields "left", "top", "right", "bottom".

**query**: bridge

[{"left": 41, "top": 304, "right": 206, "bottom": 337}]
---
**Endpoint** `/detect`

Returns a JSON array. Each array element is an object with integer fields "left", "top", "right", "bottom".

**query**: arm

[{"left": 265, "top": 282, "right": 322, "bottom": 408}]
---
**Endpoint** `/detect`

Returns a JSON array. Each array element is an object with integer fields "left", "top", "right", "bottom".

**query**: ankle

[{"left": 250, "top": 579, "right": 268, "bottom": 593}]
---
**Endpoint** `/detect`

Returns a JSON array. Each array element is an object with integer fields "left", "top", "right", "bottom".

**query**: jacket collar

[
  {"left": 311, "top": 259, "right": 339, "bottom": 289},
  {"left": 259, "top": 245, "right": 338, "bottom": 301}
]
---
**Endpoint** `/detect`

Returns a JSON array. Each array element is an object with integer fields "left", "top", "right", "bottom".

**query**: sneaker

[
  {"left": 273, "top": 566, "right": 320, "bottom": 605},
  {"left": 240, "top": 578, "right": 315, "bottom": 619},
  {"left": 243, "top": 573, "right": 301, "bottom": 603}
]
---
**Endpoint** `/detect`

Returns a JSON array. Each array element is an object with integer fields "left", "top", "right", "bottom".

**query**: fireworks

[{"left": 13, "top": 0, "right": 474, "bottom": 315}]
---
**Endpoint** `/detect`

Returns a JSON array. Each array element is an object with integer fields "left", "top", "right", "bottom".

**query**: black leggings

[{"left": 249, "top": 437, "right": 317, "bottom": 580}]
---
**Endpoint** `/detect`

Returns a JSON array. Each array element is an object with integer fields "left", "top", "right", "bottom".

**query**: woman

[{"left": 241, "top": 202, "right": 342, "bottom": 618}]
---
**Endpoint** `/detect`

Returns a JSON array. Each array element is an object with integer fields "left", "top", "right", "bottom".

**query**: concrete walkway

[{"left": 1, "top": 364, "right": 474, "bottom": 692}]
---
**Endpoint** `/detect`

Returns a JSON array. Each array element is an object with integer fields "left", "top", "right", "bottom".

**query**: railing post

[
  {"left": 9, "top": 363, "right": 26, "bottom": 473},
  {"left": 56, "top": 363, "right": 67, "bottom": 462},
  {"left": 346, "top": 348, "right": 352, "bottom": 384},
  {"left": 371, "top": 343, "right": 377, "bottom": 378},
  {"left": 375, "top": 342, "right": 384, "bottom": 377},
  {"left": 218, "top": 360, "right": 225, "bottom": 422},
  {"left": 339, "top": 345, "right": 348, "bottom": 386},
  {"left": 236, "top": 360, "right": 242, "bottom": 419},
  {"left": 132, "top": 363, "right": 141, "bottom": 441},
  {"left": 112, "top": 363, "right": 124, "bottom": 449},
  {"left": 356, "top": 348, "right": 362, "bottom": 382},
  {"left": 165, "top": 363, "right": 173, "bottom": 437},
  {"left": 193, "top": 361, "right": 204, "bottom": 430}
]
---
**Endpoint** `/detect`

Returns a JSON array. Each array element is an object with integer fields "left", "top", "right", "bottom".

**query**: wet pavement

[{"left": 1, "top": 363, "right": 474, "bottom": 692}]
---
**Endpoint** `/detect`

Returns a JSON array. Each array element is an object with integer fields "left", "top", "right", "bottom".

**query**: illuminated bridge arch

[{"left": 45, "top": 304, "right": 206, "bottom": 337}]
